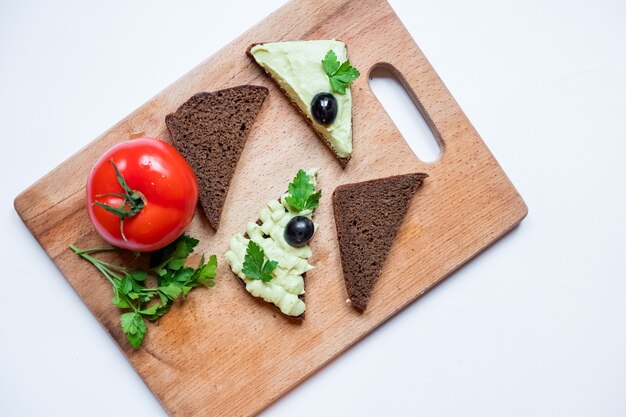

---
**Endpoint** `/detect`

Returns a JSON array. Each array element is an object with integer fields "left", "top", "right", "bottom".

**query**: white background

[{"left": 1, "top": 0, "right": 625, "bottom": 416}]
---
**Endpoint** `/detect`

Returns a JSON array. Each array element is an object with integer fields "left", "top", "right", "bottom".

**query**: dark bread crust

[
  {"left": 332, "top": 173, "right": 428, "bottom": 311},
  {"left": 247, "top": 43, "right": 351, "bottom": 168},
  {"left": 165, "top": 85, "right": 268, "bottom": 230}
]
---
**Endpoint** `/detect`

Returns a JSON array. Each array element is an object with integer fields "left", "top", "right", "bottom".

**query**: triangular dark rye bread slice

[
  {"left": 332, "top": 173, "right": 428, "bottom": 311},
  {"left": 165, "top": 85, "right": 268, "bottom": 229}
]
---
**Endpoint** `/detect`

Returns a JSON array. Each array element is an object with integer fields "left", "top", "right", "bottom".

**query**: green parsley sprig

[
  {"left": 285, "top": 169, "right": 321, "bottom": 212},
  {"left": 322, "top": 49, "right": 360, "bottom": 95},
  {"left": 242, "top": 241, "right": 278, "bottom": 283},
  {"left": 70, "top": 234, "right": 216, "bottom": 349}
]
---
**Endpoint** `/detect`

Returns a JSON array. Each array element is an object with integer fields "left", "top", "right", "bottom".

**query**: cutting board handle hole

[{"left": 369, "top": 65, "right": 442, "bottom": 163}]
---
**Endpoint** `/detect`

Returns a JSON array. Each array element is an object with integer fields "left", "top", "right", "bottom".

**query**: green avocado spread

[
  {"left": 225, "top": 169, "right": 318, "bottom": 316},
  {"left": 250, "top": 40, "right": 353, "bottom": 159}
]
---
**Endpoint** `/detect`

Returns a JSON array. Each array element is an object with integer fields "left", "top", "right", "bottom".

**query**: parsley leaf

[
  {"left": 151, "top": 235, "right": 199, "bottom": 276},
  {"left": 120, "top": 312, "right": 147, "bottom": 349},
  {"left": 159, "top": 282, "right": 183, "bottom": 300},
  {"left": 322, "top": 50, "right": 340, "bottom": 76},
  {"left": 285, "top": 169, "right": 321, "bottom": 212},
  {"left": 112, "top": 292, "right": 131, "bottom": 309},
  {"left": 242, "top": 241, "right": 278, "bottom": 283},
  {"left": 193, "top": 255, "right": 218, "bottom": 288},
  {"left": 70, "top": 234, "right": 217, "bottom": 349},
  {"left": 322, "top": 49, "right": 360, "bottom": 95}
]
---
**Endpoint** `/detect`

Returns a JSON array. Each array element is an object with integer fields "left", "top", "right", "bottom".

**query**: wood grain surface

[{"left": 14, "top": 0, "right": 527, "bottom": 416}]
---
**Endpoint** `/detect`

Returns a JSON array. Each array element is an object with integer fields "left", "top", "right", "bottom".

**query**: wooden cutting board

[{"left": 14, "top": 0, "right": 527, "bottom": 415}]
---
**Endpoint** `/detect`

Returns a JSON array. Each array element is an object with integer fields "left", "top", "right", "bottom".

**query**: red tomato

[{"left": 86, "top": 137, "right": 198, "bottom": 252}]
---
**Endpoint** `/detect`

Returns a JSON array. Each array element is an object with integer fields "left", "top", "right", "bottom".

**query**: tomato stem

[{"left": 93, "top": 159, "right": 146, "bottom": 241}]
